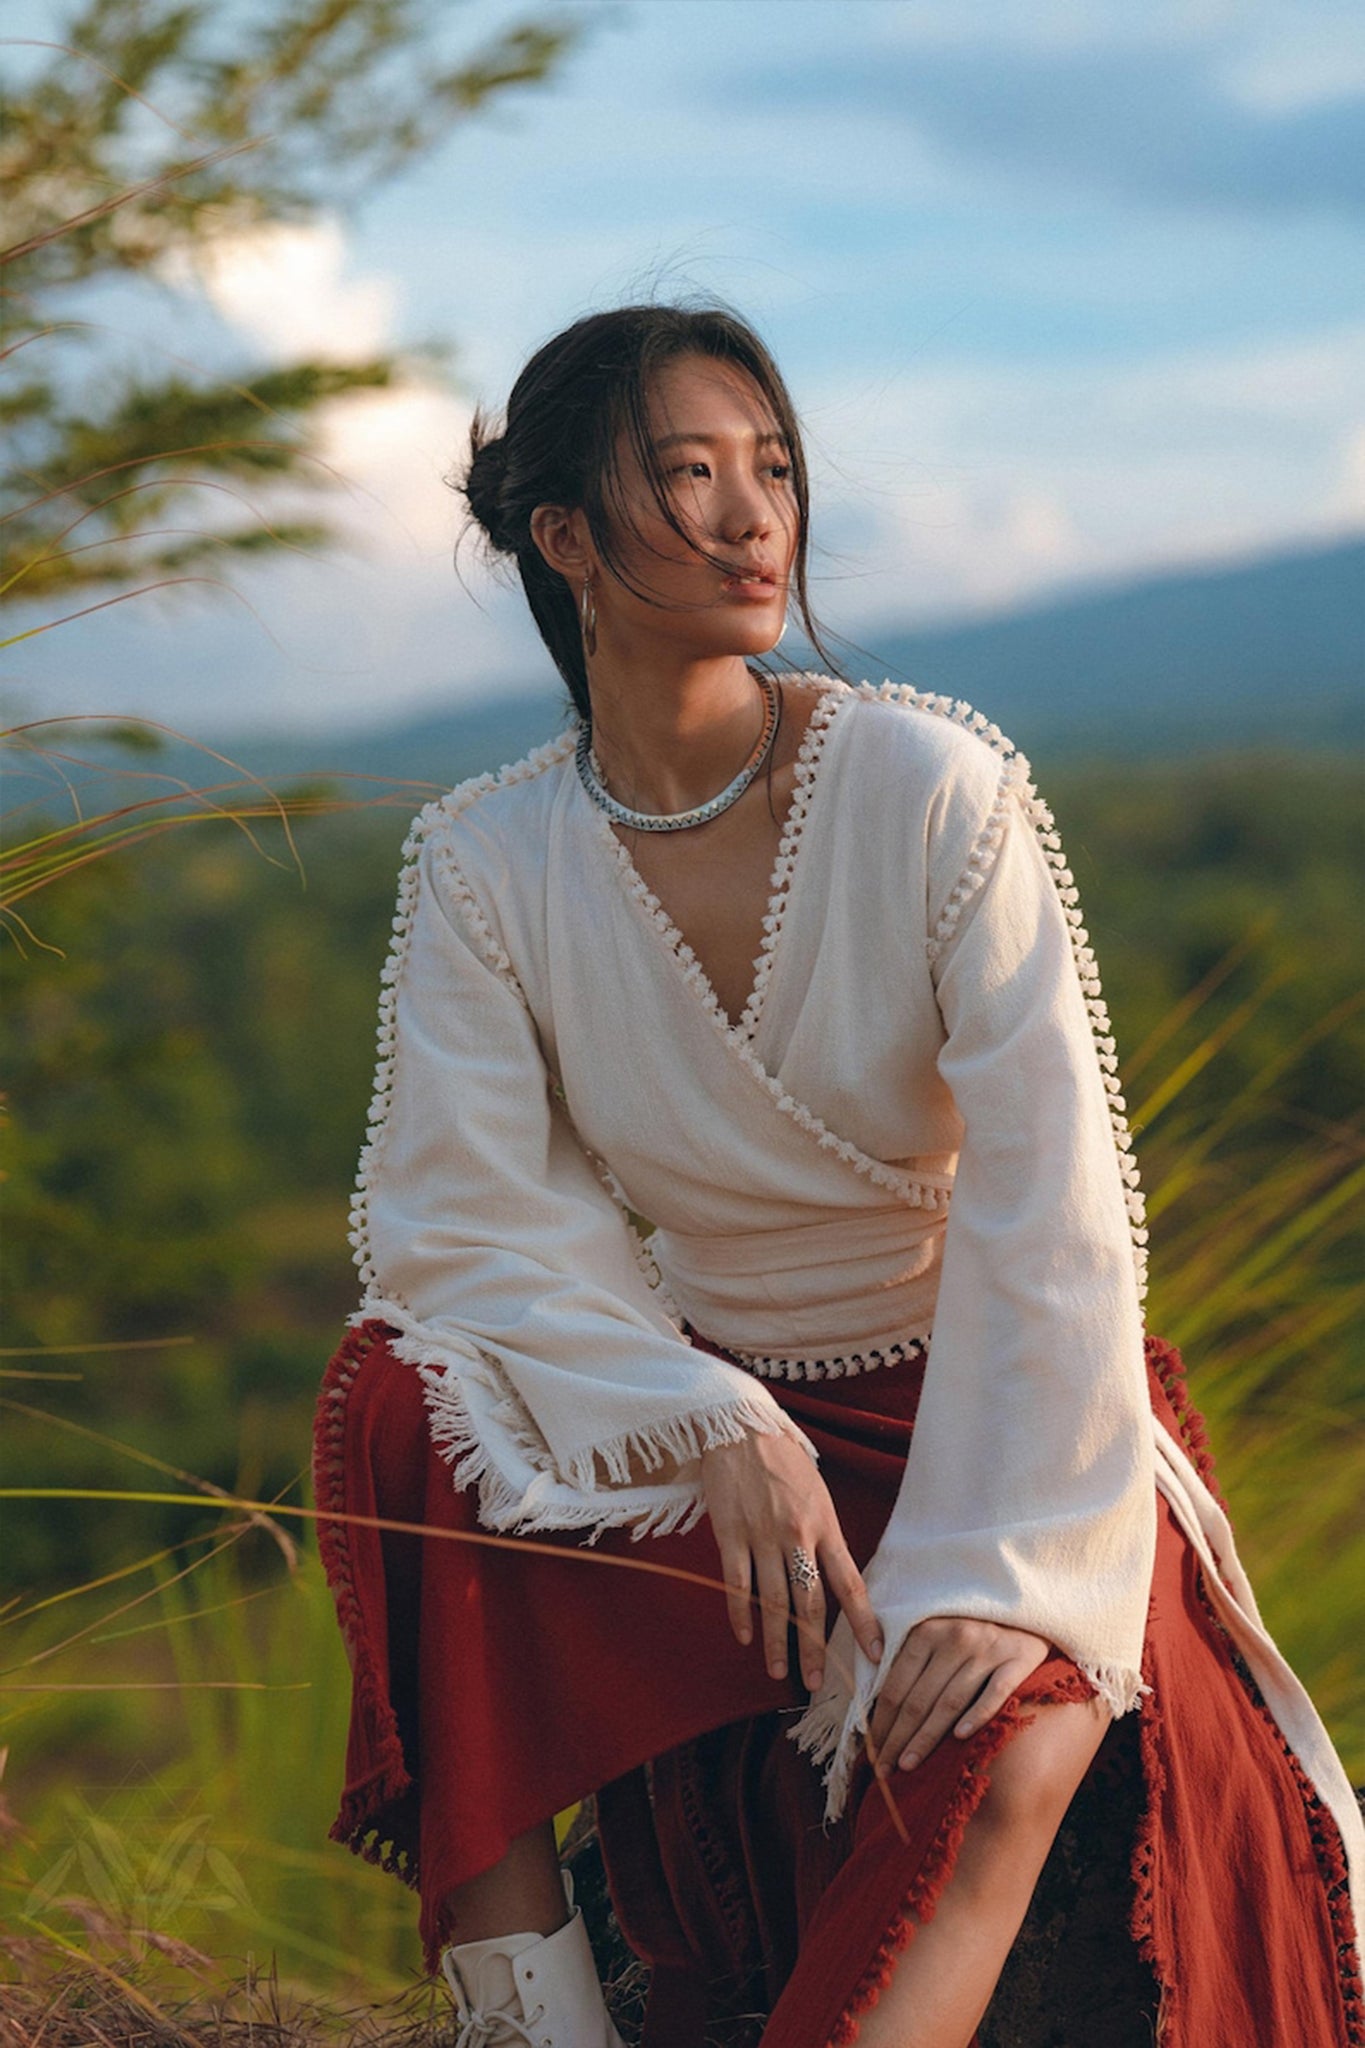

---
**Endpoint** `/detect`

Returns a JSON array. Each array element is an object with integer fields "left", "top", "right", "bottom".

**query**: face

[{"left": 594, "top": 353, "right": 800, "bottom": 659}]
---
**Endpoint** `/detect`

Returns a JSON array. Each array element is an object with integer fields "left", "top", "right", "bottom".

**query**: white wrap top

[{"left": 347, "top": 673, "right": 1365, "bottom": 1903}]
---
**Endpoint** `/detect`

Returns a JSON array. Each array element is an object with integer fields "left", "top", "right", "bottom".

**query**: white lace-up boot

[{"left": 439, "top": 1872, "right": 625, "bottom": 2048}]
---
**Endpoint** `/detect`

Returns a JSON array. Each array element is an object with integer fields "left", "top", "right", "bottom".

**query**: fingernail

[
  {"left": 772, "top": 1660, "right": 786, "bottom": 1679},
  {"left": 899, "top": 1750, "right": 919, "bottom": 1771},
  {"left": 809, "top": 1667, "right": 824, "bottom": 1691},
  {"left": 870, "top": 1636, "right": 885, "bottom": 1660},
  {"left": 738, "top": 1629, "right": 751, "bottom": 1645}
]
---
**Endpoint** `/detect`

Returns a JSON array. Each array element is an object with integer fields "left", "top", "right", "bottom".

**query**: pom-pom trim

[
  {"left": 844, "top": 679, "right": 1148, "bottom": 1301},
  {"left": 590, "top": 676, "right": 951, "bottom": 1213},
  {"left": 347, "top": 730, "right": 577, "bottom": 1300},
  {"left": 716, "top": 1333, "right": 930, "bottom": 1382}
]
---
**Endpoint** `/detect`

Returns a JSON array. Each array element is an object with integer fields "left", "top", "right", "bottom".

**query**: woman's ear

[{"left": 530, "top": 503, "right": 592, "bottom": 584}]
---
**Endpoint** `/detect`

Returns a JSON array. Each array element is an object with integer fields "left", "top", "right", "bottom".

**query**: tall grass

[
  {"left": 1137, "top": 1017, "right": 1364, "bottom": 1764},
  {"left": 2, "top": 932, "right": 1360, "bottom": 2003},
  {"left": 0, "top": 1483, "right": 415, "bottom": 1986}
]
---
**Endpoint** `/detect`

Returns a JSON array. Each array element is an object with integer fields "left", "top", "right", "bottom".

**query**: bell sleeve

[
  {"left": 792, "top": 753, "right": 1155, "bottom": 1814},
  {"left": 349, "top": 813, "right": 816, "bottom": 1542}
]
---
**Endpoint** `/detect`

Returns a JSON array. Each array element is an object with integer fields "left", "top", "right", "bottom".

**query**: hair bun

[{"left": 463, "top": 430, "right": 515, "bottom": 552}]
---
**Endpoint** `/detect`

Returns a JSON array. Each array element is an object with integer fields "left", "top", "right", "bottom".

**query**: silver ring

[{"left": 788, "top": 1545, "right": 819, "bottom": 1592}]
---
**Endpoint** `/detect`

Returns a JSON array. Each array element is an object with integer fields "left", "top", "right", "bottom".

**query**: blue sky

[{"left": 8, "top": 0, "right": 1365, "bottom": 735}]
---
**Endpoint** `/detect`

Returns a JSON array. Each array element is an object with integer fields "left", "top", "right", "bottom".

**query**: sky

[{"left": 7, "top": 0, "right": 1365, "bottom": 737}]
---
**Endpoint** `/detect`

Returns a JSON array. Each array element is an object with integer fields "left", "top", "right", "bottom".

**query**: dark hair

[{"left": 454, "top": 301, "right": 838, "bottom": 721}]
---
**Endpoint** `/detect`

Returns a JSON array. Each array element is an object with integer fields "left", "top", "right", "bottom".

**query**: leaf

[
  {"left": 204, "top": 1845, "right": 255, "bottom": 1911},
  {"left": 1, "top": 0, "right": 582, "bottom": 604}
]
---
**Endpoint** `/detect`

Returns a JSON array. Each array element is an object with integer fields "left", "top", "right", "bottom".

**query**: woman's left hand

[{"left": 866, "top": 1615, "right": 1051, "bottom": 1776}]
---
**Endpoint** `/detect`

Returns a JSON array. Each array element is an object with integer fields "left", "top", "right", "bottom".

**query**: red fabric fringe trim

[
  {"left": 1143, "top": 1331, "right": 1228, "bottom": 1514},
  {"left": 829, "top": 1669, "right": 1099, "bottom": 2045},
  {"left": 828, "top": 1340, "right": 1362, "bottom": 2046},
  {"left": 1233, "top": 1632, "right": 1365, "bottom": 2045},
  {"left": 1131, "top": 1623, "right": 1173, "bottom": 2040},
  {"left": 310, "top": 1320, "right": 419, "bottom": 1891}
]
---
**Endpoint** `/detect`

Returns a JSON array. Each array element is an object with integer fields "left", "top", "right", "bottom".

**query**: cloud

[
  {"left": 805, "top": 321, "right": 1365, "bottom": 626},
  {"left": 861, "top": 0, "right": 1239, "bottom": 55},
  {"left": 26, "top": 220, "right": 538, "bottom": 734},
  {"left": 158, "top": 214, "right": 482, "bottom": 564},
  {"left": 32, "top": 103, "right": 1362, "bottom": 738},
  {"left": 1223, "top": 37, "right": 1365, "bottom": 114},
  {"left": 762, "top": 37, "right": 1365, "bottom": 217},
  {"left": 158, "top": 217, "right": 399, "bottom": 361},
  {"left": 316, "top": 377, "right": 474, "bottom": 556},
  {"left": 1329, "top": 424, "right": 1365, "bottom": 522}
]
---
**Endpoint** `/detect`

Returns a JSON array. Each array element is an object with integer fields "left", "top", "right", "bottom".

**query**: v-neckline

[{"left": 586, "top": 676, "right": 847, "bottom": 1049}]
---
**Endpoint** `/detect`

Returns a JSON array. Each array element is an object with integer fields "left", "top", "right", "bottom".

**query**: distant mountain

[
  {"left": 865, "top": 534, "right": 1363, "bottom": 761},
  {"left": 19, "top": 537, "right": 1361, "bottom": 802},
  {"left": 244, "top": 690, "right": 573, "bottom": 794},
  {"left": 239, "top": 535, "right": 1361, "bottom": 785}
]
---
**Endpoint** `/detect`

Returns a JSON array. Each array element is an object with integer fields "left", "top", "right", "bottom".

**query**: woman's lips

[{"left": 719, "top": 572, "right": 780, "bottom": 601}]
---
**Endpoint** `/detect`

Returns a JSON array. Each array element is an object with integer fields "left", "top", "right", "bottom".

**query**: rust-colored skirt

[{"left": 312, "top": 1326, "right": 1361, "bottom": 2046}]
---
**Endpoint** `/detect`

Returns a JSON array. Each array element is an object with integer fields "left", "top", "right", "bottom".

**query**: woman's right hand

[{"left": 700, "top": 1430, "right": 884, "bottom": 1694}]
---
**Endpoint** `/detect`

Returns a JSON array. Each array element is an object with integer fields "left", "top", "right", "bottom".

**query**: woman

[{"left": 312, "top": 304, "right": 1363, "bottom": 2047}]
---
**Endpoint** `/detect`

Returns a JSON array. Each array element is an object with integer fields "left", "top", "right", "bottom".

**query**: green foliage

[
  {"left": 6, "top": 0, "right": 582, "bottom": 279},
  {"left": 1050, "top": 755, "right": 1365, "bottom": 1768},
  {"left": 1, "top": 0, "right": 582, "bottom": 614},
  {"left": 1047, "top": 753, "right": 1358, "bottom": 1146},
  {"left": 3, "top": 1532, "right": 423, "bottom": 1991},
  {"left": 1, "top": 796, "right": 398, "bottom": 1580}
]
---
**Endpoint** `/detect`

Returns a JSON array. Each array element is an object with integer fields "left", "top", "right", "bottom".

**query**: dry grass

[
  {"left": 0, "top": 1938, "right": 451, "bottom": 2048},
  {"left": 0, "top": 1806, "right": 651, "bottom": 2048}
]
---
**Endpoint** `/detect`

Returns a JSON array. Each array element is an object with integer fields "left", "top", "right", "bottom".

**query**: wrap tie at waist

[{"left": 652, "top": 1202, "right": 944, "bottom": 1365}]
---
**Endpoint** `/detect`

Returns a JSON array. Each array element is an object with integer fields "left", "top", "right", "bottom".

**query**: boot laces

[
  {"left": 440, "top": 1949, "right": 543, "bottom": 2048},
  {"left": 452, "top": 2002, "right": 541, "bottom": 2048}
]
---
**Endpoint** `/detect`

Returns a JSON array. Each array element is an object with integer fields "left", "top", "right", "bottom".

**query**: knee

[{"left": 972, "top": 1699, "right": 1108, "bottom": 1848}]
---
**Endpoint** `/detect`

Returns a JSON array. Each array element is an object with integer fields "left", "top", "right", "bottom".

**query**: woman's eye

[{"left": 669, "top": 458, "right": 790, "bottom": 482}]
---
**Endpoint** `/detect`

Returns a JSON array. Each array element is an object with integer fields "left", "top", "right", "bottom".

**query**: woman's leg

[
  {"left": 439, "top": 1817, "right": 568, "bottom": 1944},
  {"left": 850, "top": 1695, "right": 1110, "bottom": 2048},
  {"left": 436, "top": 1818, "right": 625, "bottom": 2048}
]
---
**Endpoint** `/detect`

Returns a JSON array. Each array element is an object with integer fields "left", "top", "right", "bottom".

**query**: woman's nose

[{"left": 715, "top": 470, "right": 771, "bottom": 541}]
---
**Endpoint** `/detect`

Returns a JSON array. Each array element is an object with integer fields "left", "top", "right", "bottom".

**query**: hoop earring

[{"left": 579, "top": 569, "right": 598, "bottom": 658}]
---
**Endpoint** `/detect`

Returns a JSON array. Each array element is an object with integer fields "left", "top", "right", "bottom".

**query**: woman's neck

[{"left": 586, "top": 651, "right": 772, "bottom": 817}]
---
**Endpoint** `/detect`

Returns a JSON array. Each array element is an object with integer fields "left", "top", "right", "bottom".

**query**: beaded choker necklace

[{"left": 575, "top": 674, "right": 780, "bottom": 833}]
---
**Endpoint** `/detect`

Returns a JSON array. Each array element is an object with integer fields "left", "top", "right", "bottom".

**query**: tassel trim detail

[
  {"left": 583, "top": 1146, "right": 687, "bottom": 1325},
  {"left": 1145, "top": 1331, "right": 1227, "bottom": 1515},
  {"left": 827, "top": 1666, "right": 1099, "bottom": 2045},
  {"left": 1131, "top": 1563, "right": 1364, "bottom": 2045},
  {"left": 1131, "top": 1627, "right": 1175, "bottom": 2044},
  {"left": 1195, "top": 1571, "right": 1361, "bottom": 2041},
  {"left": 791, "top": 1625, "right": 1143, "bottom": 1826},
  {"left": 735, "top": 680, "right": 843, "bottom": 1042},
  {"left": 1253, "top": 1701, "right": 1365, "bottom": 2042},
  {"left": 367, "top": 1305, "right": 813, "bottom": 1546},
  {"left": 310, "top": 1321, "right": 420, "bottom": 1889},
  {"left": 433, "top": 843, "right": 531, "bottom": 1008},
  {"left": 924, "top": 751, "right": 1023, "bottom": 968}
]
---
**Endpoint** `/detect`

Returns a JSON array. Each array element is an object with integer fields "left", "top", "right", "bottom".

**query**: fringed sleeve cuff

[{"left": 350, "top": 802, "right": 816, "bottom": 1542}]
